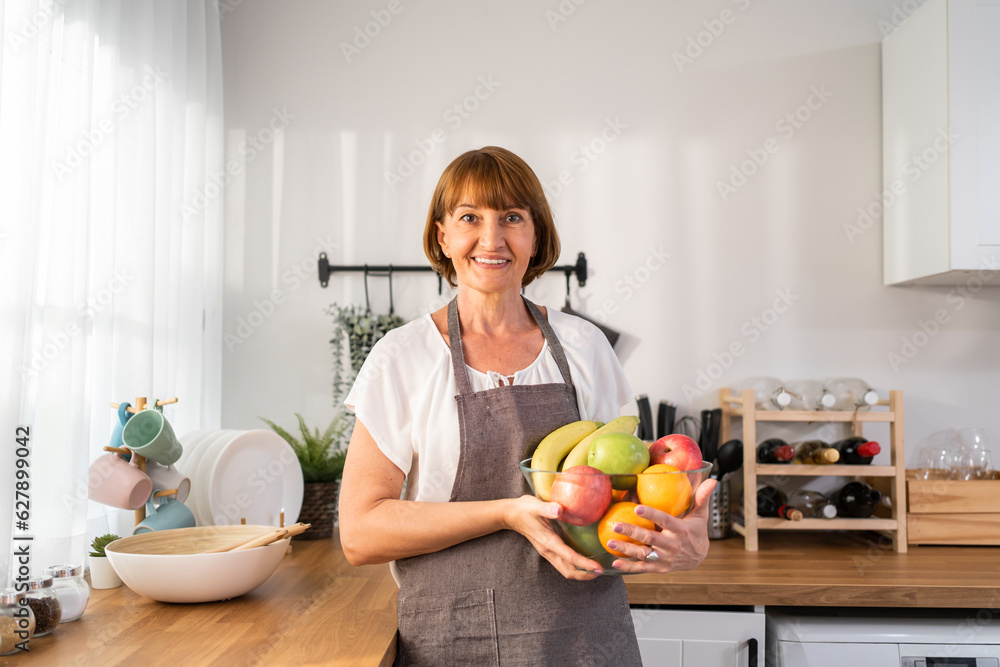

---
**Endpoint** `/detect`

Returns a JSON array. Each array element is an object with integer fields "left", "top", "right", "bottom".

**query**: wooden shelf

[
  {"left": 726, "top": 408, "right": 895, "bottom": 423},
  {"left": 756, "top": 464, "right": 897, "bottom": 477},
  {"left": 755, "top": 517, "right": 899, "bottom": 530},
  {"left": 721, "top": 388, "right": 907, "bottom": 553}
]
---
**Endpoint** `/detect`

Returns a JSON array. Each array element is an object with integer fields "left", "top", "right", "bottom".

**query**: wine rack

[{"left": 720, "top": 388, "right": 907, "bottom": 552}]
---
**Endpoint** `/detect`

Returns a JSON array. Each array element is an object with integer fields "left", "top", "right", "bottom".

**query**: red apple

[
  {"left": 647, "top": 434, "right": 703, "bottom": 471},
  {"left": 550, "top": 465, "right": 613, "bottom": 526}
]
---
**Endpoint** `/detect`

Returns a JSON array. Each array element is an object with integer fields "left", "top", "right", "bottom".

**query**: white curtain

[{"left": 0, "top": 0, "right": 224, "bottom": 584}]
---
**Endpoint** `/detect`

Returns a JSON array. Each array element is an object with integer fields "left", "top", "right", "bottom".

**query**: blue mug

[
  {"left": 109, "top": 402, "right": 133, "bottom": 450},
  {"left": 133, "top": 494, "right": 196, "bottom": 535}
]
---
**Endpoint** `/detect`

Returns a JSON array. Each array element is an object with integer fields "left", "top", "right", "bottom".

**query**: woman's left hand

[{"left": 605, "top": 478, "right": 718, "bottom": 573}]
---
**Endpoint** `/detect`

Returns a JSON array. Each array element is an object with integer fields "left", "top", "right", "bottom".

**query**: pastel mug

[
  {"left": 108, "top": 402, "right": 133, "bottom": 449},
  {"left": 122, "top": 405, "right": 182, "bottom": 466},
  {"left": 144, "top": 462, "right": 191, "bottom": 503},
  {"left": 133, "top": 494, "right": 197, "bottom": 535},
  {"left": 88, "top": 453, "right": 153, "bottom": 510}
]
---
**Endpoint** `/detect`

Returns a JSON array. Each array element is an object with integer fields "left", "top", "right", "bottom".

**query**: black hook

[
  {"left": 388, "top": 266, "right": 395, "bottom": 315},
  {"left": 363, "top": 265, "right": 371, "bottom": 313},
  {"left": 563, "top": 270, "right": 572, "bottom": 309}
]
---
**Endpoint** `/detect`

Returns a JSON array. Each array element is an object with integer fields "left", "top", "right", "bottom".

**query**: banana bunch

[{"left": 529, "top": 416, "right": 641, "bottom": 500}]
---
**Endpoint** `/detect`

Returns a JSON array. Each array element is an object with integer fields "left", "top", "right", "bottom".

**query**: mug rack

[
  {"left": 316, "top": 251, "right": 590, "bottom": 293},
  {"left": 107, "top": 396, "right": 179, "bottom": 526}
]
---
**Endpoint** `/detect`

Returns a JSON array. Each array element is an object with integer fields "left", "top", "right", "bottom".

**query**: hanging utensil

[
  {"left": 711, "top": 439, "right": 744, "bottom": 480},
  {"left": 387, "top": 266, "right": 394, "bottom": 315},
  {"left": 363, "top": 265, "right": 371, "bottom": 314},
  {"left": 559, "top": 270, "right": 621, "bottom": 348}
]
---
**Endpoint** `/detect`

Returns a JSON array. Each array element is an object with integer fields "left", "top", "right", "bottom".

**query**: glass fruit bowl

[{"left": 519, "top": 459, "right": 712, "bottom": 574}]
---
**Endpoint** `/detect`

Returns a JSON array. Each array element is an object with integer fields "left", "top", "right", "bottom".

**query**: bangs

[{"left": 441, "top": 154, "right": 536, "bottom": 215}]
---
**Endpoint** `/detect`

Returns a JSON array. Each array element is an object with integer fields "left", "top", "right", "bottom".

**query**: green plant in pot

[
  {"left": 89, "top": 534, "right": 122, "bottom": 589},
  {"left": 261, "top": 414, "right": 350, "bottom": 540}
]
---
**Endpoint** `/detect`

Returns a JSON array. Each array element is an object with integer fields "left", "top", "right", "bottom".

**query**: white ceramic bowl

[{"left": 105, "top": 525, "right": 289, "bottom": 603}]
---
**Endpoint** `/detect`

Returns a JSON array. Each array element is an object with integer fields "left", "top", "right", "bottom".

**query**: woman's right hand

[{"left": 503, "top": 495, "right": 603, "bottom": 581}]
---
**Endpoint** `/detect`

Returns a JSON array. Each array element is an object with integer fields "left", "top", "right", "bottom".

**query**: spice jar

[
  {"left": 25, "top": 577, "right": 61, "bottom": 637},
  {"left": 1, "top": 589, "right": 35, "bottom": 655},
  {"left": 45, "top": 565, "right": 90, "bottom": 622}
]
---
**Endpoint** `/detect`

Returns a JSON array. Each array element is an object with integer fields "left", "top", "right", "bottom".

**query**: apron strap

[
  {"left": 447, "top": 297, "right": 575, "bottom": 397},
  {"left": 447, "top": 298, "right": 474, "bottom": 396},
  {"left": 523, "top": 299, "right": 574, "bottom": 387}
]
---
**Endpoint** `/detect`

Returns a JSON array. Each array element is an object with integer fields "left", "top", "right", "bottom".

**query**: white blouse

[{"left": 344, "top": 308, "right": 634, "bottom": 504}]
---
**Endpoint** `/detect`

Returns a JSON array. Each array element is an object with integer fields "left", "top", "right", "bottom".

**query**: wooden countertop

[
  {"left": 625, "top": 531, "right": 1000, "bottom": 607},
  {"left": 18, "top": 539, "right": 399, "bottom": 667},
  {"left": 17, "top": 531, "right": 1000, "bottom": 665}
]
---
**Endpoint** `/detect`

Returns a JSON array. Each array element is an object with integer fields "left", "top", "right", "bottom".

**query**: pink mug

[{"left": 88, "top": 453, "right": 153, "bottom": 510}]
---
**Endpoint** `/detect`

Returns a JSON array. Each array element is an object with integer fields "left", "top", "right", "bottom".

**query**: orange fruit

[
  {"left": 637, "top": 464, "right": 693, "bottom": 517},
  {"left": 597, "top": 502, "right": 655, "bottom": 558},
  {"left": 611, "top": 489, "right": 628, "bottom": 503}
]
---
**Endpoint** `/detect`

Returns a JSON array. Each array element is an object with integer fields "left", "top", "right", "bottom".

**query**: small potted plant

[
  {"left": 261, "top": 414, "right": 350, "bottom": 540},
  {"left": 89, "top": 534, "right": 122, "bottom": 589}
]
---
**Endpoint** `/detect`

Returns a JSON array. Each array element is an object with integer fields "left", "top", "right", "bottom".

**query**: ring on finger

[{"left": 645, "top": 548, "right": 659, "bottom": 562}]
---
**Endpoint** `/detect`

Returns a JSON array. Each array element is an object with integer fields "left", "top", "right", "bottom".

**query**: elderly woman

[{"left": 339, "top": 146, "right": 716, "bottom": 665}]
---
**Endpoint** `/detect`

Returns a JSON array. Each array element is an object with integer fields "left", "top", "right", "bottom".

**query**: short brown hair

[{"left": 423, "top": 146, "right": 560, "bottom": 288}]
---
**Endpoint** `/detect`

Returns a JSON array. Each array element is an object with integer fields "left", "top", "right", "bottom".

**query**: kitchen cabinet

[
  {"left": 631, "top": 607, "right": 764, "bottom": 667},
  {"left": 882, "top": 0, "right": 1000, "bottom": 285}
]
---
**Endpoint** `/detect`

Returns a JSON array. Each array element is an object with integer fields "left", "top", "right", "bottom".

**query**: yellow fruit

[
  {"left": 529, "top": 420, "right": 601, "bottom": 501},
  {"left": 560, "top": 415, "right": 641, "bottom": 471}
]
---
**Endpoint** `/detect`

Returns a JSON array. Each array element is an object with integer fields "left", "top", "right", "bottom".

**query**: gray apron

[{"left": 394, "top": 297, "right": 641, "bottom": 666}]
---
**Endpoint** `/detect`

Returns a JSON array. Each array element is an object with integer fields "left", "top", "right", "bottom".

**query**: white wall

[{"left": 218, "top": 0, "right": 1000, "bottom": 465}]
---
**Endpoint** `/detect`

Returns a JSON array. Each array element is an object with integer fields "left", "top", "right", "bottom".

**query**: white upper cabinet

[{"left": 882, "top": 0, "right": 1000, "bottom": 285}]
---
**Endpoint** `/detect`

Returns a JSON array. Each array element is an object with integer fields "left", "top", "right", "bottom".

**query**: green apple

[
  {"left": 587, "top": 432, "right": 650, "bottom": 490},
  {"left": 560, "top": 521, "right": 606, "bottom": 557}
]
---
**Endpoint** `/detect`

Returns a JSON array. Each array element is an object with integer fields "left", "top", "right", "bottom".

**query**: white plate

[
  {"left": 203, "top": 430, "right": 303, "bottom": 527},
  {"left": 189, "top": 431, "right": 238, "bottom": 525},
  {"left": 177, "top": 430, "right": 235, "bottom": 525},
  {"left": 176, "top": 430, "right": 218, "bottom": 471}
]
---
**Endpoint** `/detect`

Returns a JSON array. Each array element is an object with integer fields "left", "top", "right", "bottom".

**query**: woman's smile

[{"left": 472, "top": 256, "right": 511, "bottom": 267}]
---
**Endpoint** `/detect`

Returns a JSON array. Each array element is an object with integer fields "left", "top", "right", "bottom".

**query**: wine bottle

[
  {"left": 756, "top": 438, "right": 795, "bottom": 464},
  {"left": 790, "top": 490, "right": 838, "bottom": 519},
  {"left": 793, "top": 439, "right": 840, "bottom": 465},
  {"left": 834, "top": 481, "right": 882, "bottom": 518},
  {"left": 832, "top": 436, "right": 881, "bottom": 465},
  {"left": 734, "top": 377, "right": 795, "bottom": 411},
  {"left": 825, "top": 377, "right": 879, "bottom": 411},
  {"left": 756, "top": 485, "right": 803, "bottom": 521},
  {"left": 785, "top": 379, "right": 836, "bottom": 411}
]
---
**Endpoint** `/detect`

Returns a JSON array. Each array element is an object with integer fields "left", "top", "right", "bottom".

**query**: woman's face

[{"left": 437, "top": 197, "right": 536, "bottom": 298}]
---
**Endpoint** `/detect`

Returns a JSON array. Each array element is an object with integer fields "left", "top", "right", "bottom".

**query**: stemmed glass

[
  {"left": 948, "top": 428, "right": 993, "bottom": 480},
  {"left": 916, "top": 429, "right": 955, "bottom": 480},
  {"left": 917, "top": 445, "right": 951, "bottom": 480}
]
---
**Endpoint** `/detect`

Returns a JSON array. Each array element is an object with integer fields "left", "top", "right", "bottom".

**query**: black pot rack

[{"left": 317, "top": 251, "right": 589, "bottom": 295}]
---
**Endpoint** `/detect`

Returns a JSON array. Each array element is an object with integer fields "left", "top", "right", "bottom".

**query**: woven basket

[{"left": 295, "top": 481, "right": 339, "bottom": 540}]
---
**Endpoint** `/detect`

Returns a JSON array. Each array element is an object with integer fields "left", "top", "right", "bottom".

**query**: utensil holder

[{"left": 707, "top": 476, "right": 731, "bottom": 540}]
